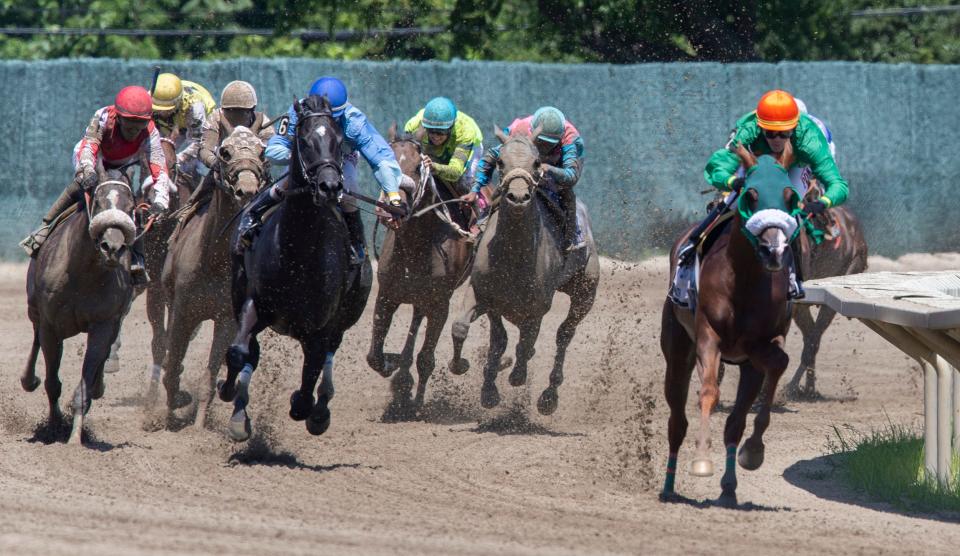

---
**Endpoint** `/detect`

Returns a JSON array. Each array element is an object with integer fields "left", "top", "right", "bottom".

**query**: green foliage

[
  {"left": 828, "top": 422, "right": 960, "bottom": 514},
  {"left": 1, "top": 0, "right": 959, "bottom": 63}
]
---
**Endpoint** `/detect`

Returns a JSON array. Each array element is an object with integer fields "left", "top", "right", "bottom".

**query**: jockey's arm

[
  {"left": 264, "top": 106, "right": 296, "bottom": 166},
  {"left": 471, "top": 145, "right": 501, "bottom": 194},
  {"left": 704, "top": 120, "right": 762, "bottom": 191},
  {"left": 347, "top": 113, "right": 401, "bottom": 197},
  {"left": 143, "top": 123, "right": 171, "bottom": 209},
  {"left": 431, "top": 143, "right": 474, "bottom": 183},
  {"left": 799, "top": 124, "right": 848, "bottom": 207},
  {"left": 543, "top": 136, "right": 584, "bottom": 188},
  {"left": 76, "top": 108, "right": 106, "bottom": 175},
  {"left": 254, "top": 112, "right": 276, "bottom": 143},
  {"left": 197, "top": 110, "right": 221, "bottom": 169},
  {"left": 175, "top": 100, "right": 208, "bottom": 164}
]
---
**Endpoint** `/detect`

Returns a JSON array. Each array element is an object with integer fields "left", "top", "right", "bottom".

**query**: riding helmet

[
  {"left": 422, "top": 97, "right": 458, "bottom": 130},
  {"left": 532, "top": 106, "right": 566, "bottom": 144},
  {"left": 115, "top": 86, "right": 153, "bottom": 120},
  {"left": 308, "top": 77, "right": 349, "bottom": 116},
  {"left": 756, "top": 90, "right": 799, "bottom": 131}
]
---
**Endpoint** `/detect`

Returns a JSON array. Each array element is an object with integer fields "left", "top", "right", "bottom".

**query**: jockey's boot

[
  {"left": 676, "top": 197, "right": 732, "bottom": 266},
  {"left": 559, "top": 188, "right": 584, "bottom": 252},
  {"left": 788, "top": 238, "right": 806, "bottom": 300},
  {"left": 130, "top": 241, "right": 150, "bottom": 287},
  {"left": 20, "top": 178, "right": 84, "bottom": 257},
  {"left": 343, "top": 210, "right": 366, "bottom": 266},
  {"left": 236, "top": 187, "right": 281, "bottom": 252}
]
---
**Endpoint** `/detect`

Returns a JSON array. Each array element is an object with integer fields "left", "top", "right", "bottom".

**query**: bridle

[{"left": 289, "top": 110, "right": 343, "bottom": 206}]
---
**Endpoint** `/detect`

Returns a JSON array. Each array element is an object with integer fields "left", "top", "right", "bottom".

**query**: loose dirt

[{"left": 1, "top": 255, "right": 958, "bottom": 555}]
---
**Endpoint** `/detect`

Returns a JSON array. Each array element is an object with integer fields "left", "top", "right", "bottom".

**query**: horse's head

[
  {"left": 88, "top": 171, "right": 136, "bottom": 268},
  {"left": 217, "top": 125, "right": 265, "bottom": 202},
  {"left": 292, "top": 94, "right": 343, "bottom": 205},
  {"left": 387, "top": 124, "right": 425, "bottom": 216},
  {"left": 494, "top": 125, "right": 541, "bottom": 211},
  {"left": 736, "top": 142, "right": 800, "bottom": 272}
]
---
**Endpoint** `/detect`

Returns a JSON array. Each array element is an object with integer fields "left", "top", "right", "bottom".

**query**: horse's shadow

[
  {"left": 659, "top": 492, "right": 789, "bottom": 512},
  {"left": 783, "top": 454, "right": 960, "bottom": 523},
  {"left": 25, "top": 419, "right": 136, "bottom": 452},
  {"left": 227, "top": 435, "right": 378, "bottom": 474}
]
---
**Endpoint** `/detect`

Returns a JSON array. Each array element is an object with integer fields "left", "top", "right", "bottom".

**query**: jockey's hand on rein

[
  {"left": 731, "top": 177, "right": 746, "bottom": 193},
  {"left": 802, "top": 199, "right": 828, "bottom": 216},
  {"left": 148, "top": 202, "right": 167, "bottom": 218},
  {"left": 420, "top": 154, "right": 432, "bottom": 171}
]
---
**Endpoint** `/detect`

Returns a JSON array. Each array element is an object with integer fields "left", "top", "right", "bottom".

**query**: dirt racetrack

[{"left": 3, "top": 253, "right": 960, "bottom": 555}]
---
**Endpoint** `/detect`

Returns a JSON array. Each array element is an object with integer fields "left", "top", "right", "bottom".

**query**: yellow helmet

[{"left": 152, "top": 73, "right": 183, "bottom": 112}]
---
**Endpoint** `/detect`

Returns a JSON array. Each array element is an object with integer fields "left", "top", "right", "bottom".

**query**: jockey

[
  {"left": 403, "top": 97, "right": 483, "bottom": 195},
  {"left": 151, "top": 73, "right": 217, "bottom": 190},
  {"left": 678, "top": 89, "right": 849, "bottom": 300},
  {"left": 240, "top": 76, "right": 403, "bottom": 263},
  {"left": 463, "top": 106, "right": 585, "bottom": 251},
  {"left": 185, "top": 80, "right": 275, "bottom": 206},
  {"left": 21, "top": 86, "right": 172, "bottom": 282}
]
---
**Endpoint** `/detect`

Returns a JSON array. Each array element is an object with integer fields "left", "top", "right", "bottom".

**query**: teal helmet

[
  {"left": 422, "top": 97, "right": 457, "bottom": 130},
  {"left": 532, "top": 106, "right": 565, "bottom": 143}
]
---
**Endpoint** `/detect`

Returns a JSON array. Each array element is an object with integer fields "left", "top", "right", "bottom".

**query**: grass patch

[{"left": 827, "top": 422, "right": 960, "bottom": 514}]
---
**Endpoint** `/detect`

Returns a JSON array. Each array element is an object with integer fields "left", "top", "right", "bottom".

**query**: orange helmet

[{"left": 756, "top": 90, "right": 799, "bottom": 131}]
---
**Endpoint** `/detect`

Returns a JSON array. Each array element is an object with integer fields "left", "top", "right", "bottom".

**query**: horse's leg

[
  {"left": 145, "top": 284, "right": 167, "bottom": 379},
  {"left": 39, "top": 328, "right": 65, "bottom": 426},
  {"left": 387, "top": 308, "right": 424, "bottom": 416},
  {"left": 659, "top": 301, "right": 696, "bottom": 501},
  {"left": 413, "top": 303, "right": 447, "bottom": 409},
  {"left": 481, "top": 313, "right": 508, "bottom": 409},
  {"left": 800, "top": 306, "right": 836, "bottom": 396},
  {"left": 289, "top": 335, "right": 323, "bottom": 424},
  {"left": 367, "top": 294, "right": 401, "bottom": 377},
  {"left": 539, "top": 275, "right": 598, "bottom": 415},
  {"left": 225, "top": 335, "right": 259, "bottom": 442},
  {"left": 691, "top": 324, "right": 722, "bottom": 477},
  {"left": 508, "top": 318, "right": 540, "bottom": 388},
  {"left": 221, "top": 298, "right": 262, "bottom": 402},
  {"left": 739, "top": 339, "right": 790, "bottom": 473},
  {"left": 195, "top": 316, "right": 234, "bottom": 430},
  {"left": 20, "top": 326, "right": 41, "bottom": 392},
  {"left": 306, "top": 335, "right": 336, "bottom": 436},
  {"left": 69, "top": 321, "right": 118, "bottom": 445},
  {"left": 785, "top": 305, "right": 816, "bottom": 398},
  {"left": 159, "top": 302, "right": 201, "bottom": 415},
  {"left": 450, "top": 286, "right": 483, "bottom": 375},
  {"left": 718, "top": 362, "right": 765, "bottom": 507}
]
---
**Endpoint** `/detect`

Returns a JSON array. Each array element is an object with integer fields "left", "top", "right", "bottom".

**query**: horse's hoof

[
  {"left": 536, "top": 387, "right": 559, "bottom": 415},
  {"left": 738, "top": 439, "right": 765, "bottom": 470},
  {"left": 103, "top": 356, "right": 120, "bottom": 375},
  {"left": 289, "top": 390, "right": 314, "bottom": 421},
  {"left": 226, "top": 346, "right": 246, "bottom": 374},
  {"left": 227, "top": 409, "right": 251, "bottom": 442},
  {"left": 717, "top": 491, "right": 738, "bottom": 508},
  {"left": 480, "top": 384, "right": 501, "bottom": 409},
  {"left": 508, "top": 366, "right": 527, "bottom": 387},
  {"left": 690, "top": 459, "right": 714, "bottom": 477},
  {"left": 91, "top": 376, "right": 106, "bottom": 400},
  {"left": 170, "top": 390, "right": 192, "bottom": 410},
  {"left": 659, "top": 491, "right": 681, "bottom": 503},
  {"left": 217, "top": 379, "right": 237, "bottom": 402},
  {"left": 306, "top": 396, "right": 331, "bottom": 436},
  {"left": 21, "top": 375, "right": 41, "bottom": 392},
  {"left": 367, "top": 353, "right": 393, "bottom": 378},
  {"left": 449, "top": 357, "right": 470, "bottom": 376}
]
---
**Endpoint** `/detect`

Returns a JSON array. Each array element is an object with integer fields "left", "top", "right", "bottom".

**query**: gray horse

[
  {"left": 145, "top": 126, "right": 264, "bottom": 428},
  {"left": 22, "top": 170, "right": 136, "bottom": 445},
  {"left": 449, "top": 129, "right": 599, "bottom": 415},
  {"left": 366, "top": 129, "right": 474, "bottom": 417}
]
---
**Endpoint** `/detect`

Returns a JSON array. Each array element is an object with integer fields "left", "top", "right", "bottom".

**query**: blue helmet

[
  {"left": 422, "top": 97, "right": 457, "bottom": 130},
  {"left": 532, "top": 106, "right": 566, "bottom": 144},
  {"left": 307, "top": 77, "right": 348, "bottom": 116}
]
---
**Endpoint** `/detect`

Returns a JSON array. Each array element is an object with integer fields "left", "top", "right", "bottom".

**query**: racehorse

[
  {"left": 366, "top": 126, "right": 472, "bottom": 417},
  {"left": 220, "top": 95, "right": 372, "bottom": 441},
  {"left": 660, "top": 142, "right": 798, "bottom": 506},
  {"left": 448, "top": 127, "right": 599, "bottom": 415},
  {"left": 147, "top": 126, "right": 265, "bottom": 428},
  {"left": 785, "top": 181, "right": 868, "bottom": 398},
  {"left": 21, "top": 169, "right": 136, "bottom": 445}
]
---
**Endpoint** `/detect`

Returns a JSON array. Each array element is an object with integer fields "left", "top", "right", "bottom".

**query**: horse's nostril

[{"left": 100, "top": 241, "right": 110, "bottom": 252}]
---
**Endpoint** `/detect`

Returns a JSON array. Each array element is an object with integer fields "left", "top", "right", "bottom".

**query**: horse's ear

[
  {"left": 387, "top": 121, "right": 397, "bottom": 142},
  {"left": 494, "top": 125, "right": 508, "bottom": 144},
  {"left": 293, "top": 95, "right": 302, "bottom": 117},
  {"left": 778, "top": 139, "right": 795, "bottom": 169},
  {"left": 734, "top": 142, "right": 758, "bottom": 169},
  {"left": 530, "top": 124, "right": 543, "bottom": 140},
  {"left": 746, "top": 188, "right": 760, "bottom": 212}
]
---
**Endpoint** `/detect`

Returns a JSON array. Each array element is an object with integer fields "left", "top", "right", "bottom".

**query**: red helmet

[
  {"left": 756, "top": 90, "right": 799, "bottom": 131},
  {"left": 114, "top": 86, "right": 153, "bottom": 120}
]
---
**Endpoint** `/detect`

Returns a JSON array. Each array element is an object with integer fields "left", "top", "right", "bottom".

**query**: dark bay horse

[
  {"left": 22, "top": 170, "right": 136, "bottom": 445},
  {"left": 220, "top": 95, "right": 372, "bottom": 441},
  {"left": 660, "top": 143, "right": 798, "bottom": 506},
  {"left": 366, "top": 127, "right": 472, "bottom": 416},
  {"left": 785, "top": 181, "right": 868, "bottom": 398},
  {"left": 145, "top": 126, "right": 265, "bottom": 429},
  {"left": 449, "top": 128, "right": 599, "bottom": 415}
]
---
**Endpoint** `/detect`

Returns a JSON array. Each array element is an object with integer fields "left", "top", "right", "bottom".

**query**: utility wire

[
  {"left": 0, "top": 26, "right": 453, "bottom": 40},
  {"left": 851, "top": 5, "right": 960, "bottom": 17}
]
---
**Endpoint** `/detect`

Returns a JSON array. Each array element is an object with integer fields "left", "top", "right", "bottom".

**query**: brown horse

[
  {"left": 660, "top": 144, "right": 797, "bottom": 506},
  {"left": 366, "top": 126, "right": 473, "bottom": 417},
  {"left": 448, "top": 128, "right": 599, "bottom": 415},
  {"left": 21, "top": 170, "right": 136, "bottom": 445},
  {"left": 785, "top": 181, "right": 868, "bottom": 398},
  {"left": 146, "top": 126, "right": 265, "bottom": 428}
]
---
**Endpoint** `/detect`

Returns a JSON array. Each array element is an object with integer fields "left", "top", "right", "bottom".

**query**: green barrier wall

[{"left": 1, "top": 58, "right": 957, "bottom": 260}]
